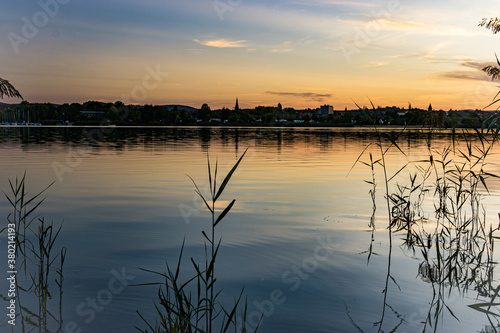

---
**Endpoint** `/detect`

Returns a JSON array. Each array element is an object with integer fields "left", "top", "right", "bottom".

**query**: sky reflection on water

[{"left": 1, "top": 126, "right": 500, "bottom": 332}]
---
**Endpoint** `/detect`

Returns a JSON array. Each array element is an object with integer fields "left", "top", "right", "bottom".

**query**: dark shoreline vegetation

[{"left": 1, "top": 99, "right": 499, "bottom": 128}]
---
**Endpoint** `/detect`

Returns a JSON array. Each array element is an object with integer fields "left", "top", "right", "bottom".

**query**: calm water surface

[{"left": 1, "top": 126, "right": 500, "bottom": 332}]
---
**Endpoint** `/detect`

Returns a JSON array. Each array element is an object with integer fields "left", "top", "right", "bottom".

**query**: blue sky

[{"left": 1, "top": 0, "right": 500, "bottom": 109}]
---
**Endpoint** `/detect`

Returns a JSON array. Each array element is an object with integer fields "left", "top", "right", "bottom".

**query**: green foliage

[
  {"left": 131, "top": 107, "right": 142, "bottom": 122},
  {"left": 106, "top": 106, "right": 120, "bottom": 122},
  {"left": 167, "top": 109, "right": 191, "bottom": 124}
]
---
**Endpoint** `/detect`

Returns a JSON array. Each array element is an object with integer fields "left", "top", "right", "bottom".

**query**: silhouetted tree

[
  {"left": 220, "top": 107, "right": 230, "bottom": 122},
  {"left": 423, "top": 112, "right": 445, "bottom": 128},
  {"left": 128, "top": 105, "right": 141, "bottom": 123},
  {"left": 480, "top": 18, "right": 500, "bottom": 107},
  {"left": 0, "top": 77, "right": 22, "bottom": 99},
  {"left": 228, "top": 112, "right": 239, "bottom": 123},
  {"left": 84, "top": 101, "right": 105, "bottom": 111},
  {"left": 106, "top": 106, "right": 119, "bottom": 122},
  {"left": 405, "top": 109, "right": 427, "bottom": 125},
  {"left": 60, "top": 103, "right": 80, "bottom": 122},
  {"left": 198, "top": 103, "right": 211, "bottom": 122}
]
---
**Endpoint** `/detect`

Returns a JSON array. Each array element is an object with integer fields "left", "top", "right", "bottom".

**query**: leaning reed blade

[{"left": 136, "top": 148, "right": 258, "bottom": 333}]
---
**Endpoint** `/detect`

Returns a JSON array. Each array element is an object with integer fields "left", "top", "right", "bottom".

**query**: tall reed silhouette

[{"left": 137, "top": 148, "right": 258, "bottom": 333}]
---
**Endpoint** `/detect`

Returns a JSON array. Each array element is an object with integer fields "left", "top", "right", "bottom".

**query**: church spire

[{"left": 235, "top": 98, "right": 240, "bottom": 112}]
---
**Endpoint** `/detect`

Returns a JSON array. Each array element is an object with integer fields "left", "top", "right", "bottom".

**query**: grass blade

[
  {"left": 214, "top": 148, "right": 248, "bottom": 202},
  {"left": 214, "top": 199, "right": 236, "bottom": 227}
]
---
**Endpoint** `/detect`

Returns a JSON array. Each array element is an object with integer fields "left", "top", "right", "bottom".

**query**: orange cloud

[
  {"left": 194, "top": 38, "right": 248, "bottom": 48},
  {"left": 266, "top": 91, "right": 335, "bottom": 102}
]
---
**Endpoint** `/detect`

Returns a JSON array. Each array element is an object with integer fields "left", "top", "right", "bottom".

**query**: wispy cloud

[
  {"left": 187, "top": 48, "right": 205, "bottom": 55},
  {"left": 342, "top": 15, "right": 481, "bottom": 37},
  {"left": 266, "top": 91, "right": 335, "bottom": 102},
  {"left": 390, "top": 53, "right": 455, "bottom": 63},
  {"left": 270, "top": 42, "right": 294, "bottom": 53},
  {"left": 364, "top": 61, "right": 388, "bottom": 67},
  {"left": 270, "top": 49, "right": 293, "bottom": 53},
  {"left": 460, "top": 59, "right": 494, "bottom": 71},
  {"left": 431, "top": 71, "right": 491, "bottom": 82},
  {"left": 388, "top": 51, "right": 495, "bottom": 82},
  {"left": 389, "top": 43, "right": 453, "bottom": 63},
  {"left": 291, "top": 0, "right": 376, "bottom": 7},
  {"left": 431, "top": 59, "right": 496, "bottom": 82},
  {"left": 336, "top": 17, "right": 426, "bottom": 34},
  {"left": 194, "top": 38, "right": 248, "bottom": 48},
  {"left": 375, "top": 18, "right": 424, "bottom": 30}
]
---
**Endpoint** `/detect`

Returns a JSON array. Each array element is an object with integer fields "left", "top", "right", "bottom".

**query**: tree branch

[
  {"left": 0, "top": 77, "right": 23, "bottom": 99},
  {"left": 479, "top": 17, "right": 500, "bottom": 34}
]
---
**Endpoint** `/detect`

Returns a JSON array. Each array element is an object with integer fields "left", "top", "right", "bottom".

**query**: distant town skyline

[
  {"left": 0, "top": 99, "right": 487, "bottom": 113},
  {"left": 2, "top": 1, "right": 500, "bottom": 110}
]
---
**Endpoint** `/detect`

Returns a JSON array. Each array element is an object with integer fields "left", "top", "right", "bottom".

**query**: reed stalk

[
  {"left": 349, "top": 105, "right": 500, "bottom": 331},
  {"left": 2, "top": 174, "right": 65, "bottom": 332},
  {"left": 137, "top": 148, "right": 257, "bottom": 333}
]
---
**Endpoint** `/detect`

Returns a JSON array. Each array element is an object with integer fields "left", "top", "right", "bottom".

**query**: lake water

[{"left": 1, "top": 126, "right": 500, "bottom": 332}]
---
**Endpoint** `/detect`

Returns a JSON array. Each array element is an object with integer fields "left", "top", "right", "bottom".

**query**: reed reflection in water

[{"left": 1, "top": 126, "right": 500, "bottom": 332}]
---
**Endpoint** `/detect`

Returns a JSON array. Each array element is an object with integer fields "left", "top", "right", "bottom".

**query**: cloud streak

[
  {"left": 431, "top": 59, "right": 496, "bottom": 82},
  {"left": 460, "top": 59, "right": 495, "bottom": 71},
  {"left": 364, "top": 61, "right": 388, "bottom": 67},
  {"left": 266, "top": 91, "right": 335, "bottom": 102},
  {"left": 194, "top": 38, "right": 248, "bottom": 48},
  {"left": 270, "top": 41, "right": 294, "bottom": 53},
  {"left": 431, "top": 71, "right": 491, "bottom": 82},
  {"left": 291, "top": 0, "right": 376, "bottom": 7}
]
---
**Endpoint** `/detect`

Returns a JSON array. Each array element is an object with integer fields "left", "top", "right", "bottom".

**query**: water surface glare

[{"left": 1, "top": 126, "right": 500, "bottom": 332}]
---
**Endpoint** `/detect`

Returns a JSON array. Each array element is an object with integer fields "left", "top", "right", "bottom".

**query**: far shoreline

[{"left": 0, "top": 124, "right": 466, "bottom": 131}]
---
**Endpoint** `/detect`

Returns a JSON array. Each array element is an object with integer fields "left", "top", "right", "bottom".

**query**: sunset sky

[{"left": 2, "top": 0, "right": 500, "bottom": 110}]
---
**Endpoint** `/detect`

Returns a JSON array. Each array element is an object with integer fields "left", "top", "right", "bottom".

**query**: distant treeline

[{"left": 0, "top": 100, "right": 496, "bottom": 128}]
